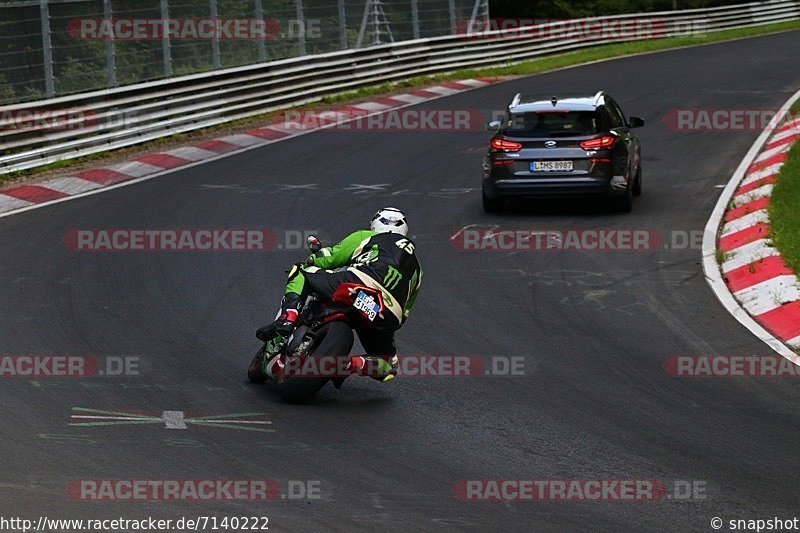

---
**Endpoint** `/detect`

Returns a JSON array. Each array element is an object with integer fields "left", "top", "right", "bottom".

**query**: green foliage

[
  {"left": 488, "top": 0, "right": 752, "bottom": 18},
  {"left": 769, "top": 141, "right": 800, "bottom": 272},
  {"left": 0, "top": 74, "right": 14, "bottom": 102}
]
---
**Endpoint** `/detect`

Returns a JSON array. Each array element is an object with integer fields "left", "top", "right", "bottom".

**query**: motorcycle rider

[{"left": 256, "top": 207, "right": 422, "bottom": 381}]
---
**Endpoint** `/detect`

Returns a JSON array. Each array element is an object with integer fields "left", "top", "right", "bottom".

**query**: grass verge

[
  {"left": 3, "top": 19, "right": 800, "bottom": 185},
  {"left": 769, "top": 113, "right": 800, "bottom": 271}
]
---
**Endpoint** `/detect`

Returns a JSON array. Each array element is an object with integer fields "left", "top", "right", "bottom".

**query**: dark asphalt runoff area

[{"left": 1, "top": 30, "right": 799, "bottom": 532}]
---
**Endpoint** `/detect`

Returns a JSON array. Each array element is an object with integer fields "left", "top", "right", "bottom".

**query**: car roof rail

[{"left": 593, "top": 91, "right": 605, "bottom": 105}]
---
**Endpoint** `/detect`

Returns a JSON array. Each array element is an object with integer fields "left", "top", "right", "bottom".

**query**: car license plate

[
  {"left": 531, "top": 160, "right": 573, "bottom": 172},
  {"left": 354, "top": 291, "right": 379, "bottom": 321}
]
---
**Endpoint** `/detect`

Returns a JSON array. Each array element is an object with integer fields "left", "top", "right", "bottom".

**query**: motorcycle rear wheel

[{"left": 276, "top": 321, "right": 354, "bottom": 404}]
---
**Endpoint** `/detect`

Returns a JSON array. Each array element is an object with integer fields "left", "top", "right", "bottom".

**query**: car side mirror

[
  {"left": 629, "top": 116, "right": 645, "bottom": 128},
  {"left": 486, "top": 120, "right": 502, "bottom": 131},
  {"left": 307, "top": 235, "right": 322, "bottom": 253}
]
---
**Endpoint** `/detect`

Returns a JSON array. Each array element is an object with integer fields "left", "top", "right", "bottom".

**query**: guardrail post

[
  {"left": 448, "top": 0, "right": 456, "bottom": 35},
  {"left": 103, "top": 0, "right": 117, "bottom": 88},
  {"left": 39, "top": 0, "right": 55, "bottom": 98},
  {"left": 210, "top": 0, "right": 221, "bottom": 69},
  {"left": 371, "top": 0, "right": 379, "bottom": 44},
  {"left": 338, "top": 0, "right": 347, "bottom": 49},
  {"left": 295, "top": 0, "right": 307, "bottom": 56},
  {"left": 255, "top": 0, "right": 266, "bottom": 61},
  {"left": 356, "top": 0, "right": 369, "bottom": 47},
  {"left": 411, "top": 0, "right": 419, "bottom": 39},
  {"left": 162, "top": 0, "right": 173, "bottom": 76},
  {"left": 466, "top": 0, "right": 480, "bottom": 33}
]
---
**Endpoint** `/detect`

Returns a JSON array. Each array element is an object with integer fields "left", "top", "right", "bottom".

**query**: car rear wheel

[
  {"left": 615, "top": 180, "right": 633, "bottom": 213},
  {"left": 632, "top": 167, "right": 642, "bottom": 197},
  {"left": 482, "top": 190, "right": 504, "bottom": 213}
]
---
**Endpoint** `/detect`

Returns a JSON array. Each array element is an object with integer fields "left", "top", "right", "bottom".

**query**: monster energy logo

[
  {"left": 383, "top": 266, "right": 402, "bottom": 290},
  {"left": 409, "top": 270, "right": 419, "bottom": 293}
]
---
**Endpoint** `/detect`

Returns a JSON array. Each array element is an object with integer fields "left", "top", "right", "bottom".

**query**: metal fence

[
  {"left": 0, "top": 0, "right": 798, "bottom": 175},
  {"left": 0, "top": 0, "right": 488, "bottom": 104}
]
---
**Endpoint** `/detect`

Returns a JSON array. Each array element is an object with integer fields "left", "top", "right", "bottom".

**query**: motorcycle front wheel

[{"left": 247, "top": 343, "right": 269, "bottom": 383}]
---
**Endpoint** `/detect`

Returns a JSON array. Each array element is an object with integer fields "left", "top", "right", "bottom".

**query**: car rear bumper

[{"left": 483, "top": 175, "right": 627, "bottom": 198}]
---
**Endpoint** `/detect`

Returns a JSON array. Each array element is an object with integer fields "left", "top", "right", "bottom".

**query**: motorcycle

[{"left": 247, "top": 235, "right": 388, "bottom": 403}]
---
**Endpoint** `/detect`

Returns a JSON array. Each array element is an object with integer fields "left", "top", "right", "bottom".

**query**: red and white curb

[
  {"left": 702, "top": 89, "right": 800, "bottom": 362},
  {"left": 0, "top": 78, "right": 496, "bottom": 217}
]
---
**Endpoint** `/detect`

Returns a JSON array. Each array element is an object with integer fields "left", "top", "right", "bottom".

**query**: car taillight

[
  {"left": 579, "top": 135, "right": 616, "bottom": 150},
  {"left": 491, "top": 138, "right": 522, "bottom": 152}
]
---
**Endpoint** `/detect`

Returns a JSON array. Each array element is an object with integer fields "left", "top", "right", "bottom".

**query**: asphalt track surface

[{"left": 1, "top": 30, "right": 800, "bottom": 532}]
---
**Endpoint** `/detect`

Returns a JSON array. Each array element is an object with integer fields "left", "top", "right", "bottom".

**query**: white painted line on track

[
  {"left": 164, "top": 146, "right": 219, "bottom": 161},
  {"left": 721, "top": 239, "right": 780, "bottom": 273},
  {"left": 720, "top": 209, "right": 769, "bottom": 236},
  {"left": 40, "top": 177, "right": 104, "bottom": 195},
  {"left": 735, "top": 275, "right": 800, "bottom": 316}
]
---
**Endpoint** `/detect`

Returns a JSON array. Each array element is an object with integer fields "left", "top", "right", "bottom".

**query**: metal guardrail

[{"left": 1, "top": 0, "right": 798, "bottom": 175}]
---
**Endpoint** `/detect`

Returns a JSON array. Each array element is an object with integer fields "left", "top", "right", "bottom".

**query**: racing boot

[
  {"left": 349, "top": 354, "right": 399, "bottom": 382},
  {"left": 273, "top": 292, "right": 302, "bottom": 337},
  {"left": 255, "top": 323, "right": 276, "bottom": 342}
]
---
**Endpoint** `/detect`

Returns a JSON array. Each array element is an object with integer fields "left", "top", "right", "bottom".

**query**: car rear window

[{"left": 504, "top": 111, "right": 599, "bottom": 137}]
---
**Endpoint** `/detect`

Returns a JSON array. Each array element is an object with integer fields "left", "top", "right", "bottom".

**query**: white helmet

[{"left": 370, "top": 207, "right": 408, "bottom": 236}]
